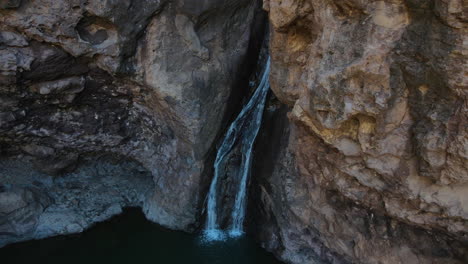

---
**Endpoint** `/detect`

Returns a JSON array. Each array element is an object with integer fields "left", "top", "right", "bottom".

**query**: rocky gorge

[{"left": 0, "top": 1, "right": 467, "bottom": 264}]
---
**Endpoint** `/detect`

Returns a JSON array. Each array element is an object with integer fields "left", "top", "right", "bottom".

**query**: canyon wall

[
  {"left": 1, "top": 0, "right": 467, "bottom": 263},
  {"left": 254, "top": 0, "right": 467, "bottom": 263},
  {"left": 0, "top": 0, "right": 265, "bottom": 246}
]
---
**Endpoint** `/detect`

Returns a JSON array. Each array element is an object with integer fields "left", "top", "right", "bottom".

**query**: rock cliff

[
  {"left": 0, "top": 0, "right": 265, "bottom": 246},
  {"left": 0, "top": 0, "right": 467, "bottom": 263},
  {"left": 253, "top": 0, "right": 467, "bottom": 263}
]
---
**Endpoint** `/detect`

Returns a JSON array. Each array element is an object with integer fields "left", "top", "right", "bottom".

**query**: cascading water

[{"left": 203, "top": 58, "right": 270, "bottom": 242}]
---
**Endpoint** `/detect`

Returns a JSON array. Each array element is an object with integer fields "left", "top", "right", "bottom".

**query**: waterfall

[{"left": 203, "top": 58, "right": 270, "bottom": 241}]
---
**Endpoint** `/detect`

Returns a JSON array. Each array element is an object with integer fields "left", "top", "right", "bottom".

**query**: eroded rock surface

[
  {"left": 255, "top": 0, "right": 467, "bottom": 263},
  {"left": 0, "top": 0, "right": 265, "bottom": 244},
  {"left": 0, "top": 156, "right": 153, "bottom": 247}
]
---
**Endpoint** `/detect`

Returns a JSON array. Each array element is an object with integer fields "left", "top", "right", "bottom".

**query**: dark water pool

[{"left": 0, "top": 208, "right": 282, "bottom": 264}]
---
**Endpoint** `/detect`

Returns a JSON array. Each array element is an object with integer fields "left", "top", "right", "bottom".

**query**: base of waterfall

[
  {"left": 202, "top": 58, "right": 271, "bottom": 245},
  {"left": 0, "top": 208, "right": 283, "bottom": 264},
  {"left": 201, "top": 228, "right": 245, "bottom": 243}
]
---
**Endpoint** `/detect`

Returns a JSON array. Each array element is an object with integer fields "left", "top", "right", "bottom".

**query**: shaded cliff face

[
  {"left": 255, "top": 0, "right": 467, "bottom": 263},
  {"left": 0, "top": 0, "right": 264, "bottom": 245}
]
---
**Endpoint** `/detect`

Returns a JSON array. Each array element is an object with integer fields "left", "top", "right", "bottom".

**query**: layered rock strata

[{"left": 0, "top": 0, "right": 265, "bottom": 245}]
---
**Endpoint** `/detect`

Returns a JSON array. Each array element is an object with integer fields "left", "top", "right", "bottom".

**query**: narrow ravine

[{"left": 203, "top": 58, "right": 271, "bottom": 242}]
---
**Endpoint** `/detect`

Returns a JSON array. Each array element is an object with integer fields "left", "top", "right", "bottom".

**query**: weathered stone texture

[
  {"left": 0, "top": 0, "right": 263, "bottom": 245},
  {"left": 256, "top": 0, "right": 467, "bottom": 263}
]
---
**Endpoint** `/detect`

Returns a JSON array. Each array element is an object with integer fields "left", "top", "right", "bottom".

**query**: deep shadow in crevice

[{"left": 196, "top": 1, "right": 269, "bottom": 231}]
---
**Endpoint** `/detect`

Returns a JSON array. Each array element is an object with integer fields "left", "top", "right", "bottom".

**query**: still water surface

[{"left": 0, "top": 208, "right": 282, "bottom": 264}]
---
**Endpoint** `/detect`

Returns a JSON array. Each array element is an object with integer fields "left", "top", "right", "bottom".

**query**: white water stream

[{"left": 203, "top": 58, "right": 270, "bottom": 241}]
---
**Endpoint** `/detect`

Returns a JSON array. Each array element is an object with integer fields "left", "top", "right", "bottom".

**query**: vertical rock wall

[
  {"left": 256, "top": 0, "right": 467, "bottom": 263},
  {"left": 0, "top": 0, "right": 264, "bottom": 245}
]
